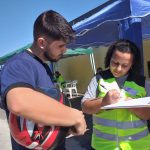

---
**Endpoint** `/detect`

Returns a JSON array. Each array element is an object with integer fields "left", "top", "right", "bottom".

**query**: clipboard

[{"left": 101, "top": 97, "right": 150, "bottom": 109}]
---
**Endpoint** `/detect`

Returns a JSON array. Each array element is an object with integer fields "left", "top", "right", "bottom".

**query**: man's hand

[{"left": 69, "top": 110, "right": 87, "bottom": 136}]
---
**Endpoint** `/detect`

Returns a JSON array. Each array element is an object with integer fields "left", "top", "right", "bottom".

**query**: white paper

[{"left": 101, "top": 97, "right": 150, "bottom": 109}]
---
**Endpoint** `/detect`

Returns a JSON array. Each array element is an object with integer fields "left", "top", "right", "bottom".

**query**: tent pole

[
  {"left": 89, "top": 54, "right": 94, "bottom": 74},
  {"left": 89, "top": 53, "right": 96, "bottom": 75},
  {"left": 91, "top": 53, "right": 96, "bottom": 75},
  {"left": 89, "top": 54, "right": 94, "bottom": 73}
]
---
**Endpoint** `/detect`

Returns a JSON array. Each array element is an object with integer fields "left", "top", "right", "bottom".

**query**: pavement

[
  {"left": 0, "top": 109, "right": 11, "bottom": 150},
  {"left": 0, "top": 96, "right": 93, "bottom": 150}
]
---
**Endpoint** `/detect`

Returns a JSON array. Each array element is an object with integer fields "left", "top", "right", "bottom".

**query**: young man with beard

[{"left": 0, "top": 10, "right": 87, "bottom": 150}]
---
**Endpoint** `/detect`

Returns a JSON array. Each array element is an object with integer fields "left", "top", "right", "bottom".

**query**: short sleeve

[
  {"left": 145, "top": 80, "right": 150, "bottom": 96},
  {"left": 81, "top": 76, "right": 98, "bottom": 104},
  {"left": 1, "top": 59, "right": 36, "bottom": 108}
]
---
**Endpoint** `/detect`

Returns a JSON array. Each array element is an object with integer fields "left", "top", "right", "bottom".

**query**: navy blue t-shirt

[
  {"left": 1, "top": 50, "right": 54, "bottom": 109},
  {"left": 0, "top": 50, "right": 58, "bottom": 150}
]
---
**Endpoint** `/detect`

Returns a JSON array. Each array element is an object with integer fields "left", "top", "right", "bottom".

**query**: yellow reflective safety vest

[{"left": 92, "top": 69, "right": 150, "bottom": 150}]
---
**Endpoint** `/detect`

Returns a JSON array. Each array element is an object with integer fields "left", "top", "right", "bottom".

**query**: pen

[
  {"left": 100, "top": 84, "right": 125, "bottom": 101},
  {"left": 99, "top": 84, "right": 108, "bottom": 91}
]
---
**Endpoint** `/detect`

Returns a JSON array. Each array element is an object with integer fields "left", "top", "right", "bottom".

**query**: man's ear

[{"left": 37, "top": 37, "right": 47, "bottom": 49}]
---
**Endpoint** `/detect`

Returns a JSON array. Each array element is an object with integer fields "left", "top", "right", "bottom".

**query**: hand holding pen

[{"left": 100, "top": 84, "right": 121, "bottom": 106}]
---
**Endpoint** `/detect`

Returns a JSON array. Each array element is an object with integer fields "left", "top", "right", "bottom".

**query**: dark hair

[
  {"left": 33, "top": 10, "right": 75, "bottom": 43},
  {"left": 104, "top": 39, "right": 142, "bottom": 76},
  {"left": 96, "top": 67, "right": 103, "bottom": 75},
  {"left": 55, "top": 71, "right": 61, "bottom": 78},
  {"left": 55, "top": 71, "right": 60, "bottom": 75}
]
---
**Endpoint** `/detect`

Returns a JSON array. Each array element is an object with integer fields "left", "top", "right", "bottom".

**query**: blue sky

[{"left": 0, "top": 0, "right": 108, "bottom": 57}]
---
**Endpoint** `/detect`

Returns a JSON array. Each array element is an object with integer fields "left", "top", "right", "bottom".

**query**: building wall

[{"left": 57, "top": 55, "right": 93, "bottom": 93}]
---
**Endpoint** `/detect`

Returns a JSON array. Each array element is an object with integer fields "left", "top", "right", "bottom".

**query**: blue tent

[
  {"left": 69, "top": 0, "right": 150, "bottom": 73},
  {"left": 69, "top": 0, "right": 150, "bottom": 49}
]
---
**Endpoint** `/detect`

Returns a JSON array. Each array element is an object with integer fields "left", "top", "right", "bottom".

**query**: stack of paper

[{"left": 101, "top": 97, "right": 150, "bottom": 109}]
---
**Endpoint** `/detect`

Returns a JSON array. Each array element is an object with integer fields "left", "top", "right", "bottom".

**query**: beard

[{"left": 44, "top": 51, "right": 63, "bottom": 62}]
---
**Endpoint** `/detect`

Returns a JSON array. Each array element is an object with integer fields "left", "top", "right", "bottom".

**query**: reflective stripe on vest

[
  {"left": 93, "top": 128, "right": 149, "bottom": 141},
  {"left": 93, "top": 116, "right": 147, "bottom": 129}
]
